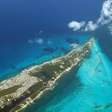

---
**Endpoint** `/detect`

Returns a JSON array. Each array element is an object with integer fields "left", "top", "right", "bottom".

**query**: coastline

[{"left": 0, "top": 38, "right": 94, "bottom": 112}]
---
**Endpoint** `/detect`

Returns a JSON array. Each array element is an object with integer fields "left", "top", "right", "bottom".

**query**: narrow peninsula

[{"left": 0, "top": 38, "right": 94, "bottom": 112}]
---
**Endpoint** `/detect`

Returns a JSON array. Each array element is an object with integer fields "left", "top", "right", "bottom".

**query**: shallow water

[
  {"left": 24, "top": 39, "right": 112, "bottom": 112},
  {"left": 1, "top": 33, "right": 112, "bottom": 112}
]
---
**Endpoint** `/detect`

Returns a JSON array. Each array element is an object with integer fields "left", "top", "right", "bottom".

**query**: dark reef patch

[
  {"left": 65, "top": 38, "right": 79, "bottom": 44},
  {"left": 42, "top": 47, "right": 56, "bottom": 53}
]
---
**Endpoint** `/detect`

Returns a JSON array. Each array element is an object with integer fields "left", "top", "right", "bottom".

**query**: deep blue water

[
  {"left": 0, "top": 0, "right": 102, "bottom": 36},
  {"left": 0, "top": 0, "right": 103, "bottom": 78}
]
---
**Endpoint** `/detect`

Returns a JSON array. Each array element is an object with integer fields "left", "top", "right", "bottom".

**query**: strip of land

[{"left": 0, "top": 38, "right": 94, "bottom": 112}]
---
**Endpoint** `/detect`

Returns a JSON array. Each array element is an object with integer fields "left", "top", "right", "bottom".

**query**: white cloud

[
  {"left": 84, "top": 21, "right": 98, "bottom": 31},
  {"left": 47, "top": 40, "right": 52, "bottom": 44},
  {"left": 68, "top": 21, "right": 85, "bottom": 31},
  {"left": 68, "top": 0, "right": 112, "bottom": 34},
  {"left": 28, "top": 38, "right": 44, "bottom": 45},
  {"left": 68, "top": 20, "right": 98, "bottom": 32},
  {"left": 35, "top": 38, "right": 44, "bottom": 44},
  {"left": 28, "top": 39, "right": 34, "bottom": 44},
  {"left": 70, "top": 43, "right": 79, "bottom": 49},
  {"left": 108, "top": 24, "right": 112, "bottom": 34},
  {"left": 98, "top": 0, "right": 112, "bottom": 25}
]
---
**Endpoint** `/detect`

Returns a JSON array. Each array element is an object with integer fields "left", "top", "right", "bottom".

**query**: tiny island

[{"left": 0, "top": 38, "right": 94, "bottom": 112}]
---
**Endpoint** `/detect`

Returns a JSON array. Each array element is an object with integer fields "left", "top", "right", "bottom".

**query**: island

[{"left": 0, "top": 38, "right": 94, "bottom": 112}]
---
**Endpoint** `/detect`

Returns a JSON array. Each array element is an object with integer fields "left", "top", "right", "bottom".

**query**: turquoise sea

[
  {"left": 1, "top": 33, "right": 112, "bottom": 112},
  {"left": 24, "top": 37, "right": 112, "bottom": 112}
]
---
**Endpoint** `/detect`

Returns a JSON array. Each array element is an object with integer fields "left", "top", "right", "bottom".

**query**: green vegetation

[
  {"left": 0, "top": 85, "right": 21, "bottom": 97},
  {"left": 29, "top": 62, "right": 64, "bottom": 80},
  {"left": 29, "top": 81, "right": 44, "bottom": 99},
  {"left": 10, "top": 82, "right": 45, "bottom": 112}
]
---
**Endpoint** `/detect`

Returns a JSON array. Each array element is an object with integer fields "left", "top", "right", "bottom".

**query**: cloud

[
  {"left": 28, "top": 38, "right": 44, "bottom": 44},
  {"left": 97, "top": 0, "right": 112, "bottom": 25},
  {"left": 28, "top": 38, "right": 53, "bottom": 45},
  {"left": 108, "top": 24, "right": 112, "bottom": 34},
  {"left": 68, "top": 21, "right": 85, "bottom": 31},
  {"left": 28, "top": 39, "right": 34, "bottom": 44},
  {"left": 84, "top": 21, "right": 98, "bottom": 31},
  {"left": 35, "top": 38, "right": 44, "bottom": 44},
  {"left": 68, "top": 0, "right": 112, "bottom": 34},
  {"left": 68, "top": 21, "right": 98, "bottom": 32},
  {"left": 47, "top": 40, "right": 52, "bottom": 44}
]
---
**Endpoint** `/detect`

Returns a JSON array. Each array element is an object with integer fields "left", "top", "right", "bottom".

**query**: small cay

[{"left": 0, "top": 38, "right": 94, "bottom": 112}]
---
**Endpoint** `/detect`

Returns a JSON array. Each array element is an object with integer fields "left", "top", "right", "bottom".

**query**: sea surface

[
  {"left": 0, "top": 0, "right": 102, "bottom": 79},
  {"left": 23, "top": 38, "right": 112, "bottom": 112},
  {"left": 1, "top": 0, "right": 112, "bottom": 112}
]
